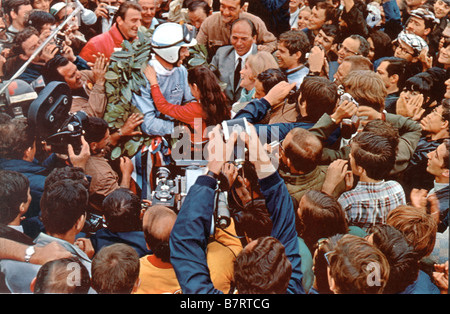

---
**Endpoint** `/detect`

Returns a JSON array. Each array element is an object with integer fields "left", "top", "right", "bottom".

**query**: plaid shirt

[{"left": 338, "top": 180, "right": 406, "bottom": 232}]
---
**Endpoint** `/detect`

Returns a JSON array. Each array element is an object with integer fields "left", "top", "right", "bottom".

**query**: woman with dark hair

[
  {"left": 144, "top": 64, "right": 230, "bottom": 142},
  {"left": 398, "top": 67, "right": 447, "bottom": 119}
]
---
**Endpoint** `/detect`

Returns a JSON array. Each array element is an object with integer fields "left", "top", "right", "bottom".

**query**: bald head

[{"left": 143, "top": 205, "right": 177, "bottom": 262}]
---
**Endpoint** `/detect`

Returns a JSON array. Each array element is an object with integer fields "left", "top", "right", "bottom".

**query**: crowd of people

[{"left": 0, "top": 0, "right": 448, "bottom": 294}]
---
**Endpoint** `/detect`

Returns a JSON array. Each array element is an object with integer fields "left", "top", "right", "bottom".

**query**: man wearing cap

[
  {"left": 79, "top": 1, "right": 142, "bottom": 64},
  {"left": 406, "top": 8, "right": 440, "bottom": 55},
  {"left": 405, "top": 8, "right": 439, "bottom": 40},
  {"left": 131, "top": 22, "right": 196, "bottom": 136},
  {"left": 394, "top": 30, "right": 428, "bottom": 74}
]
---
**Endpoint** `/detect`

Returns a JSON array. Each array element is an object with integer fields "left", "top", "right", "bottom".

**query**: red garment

[
  {"left": 151, "top": 84, "right": 207, "bottom": 142},
  {"left": 79, "top": 24, "right": 124, "bottom": 64}
]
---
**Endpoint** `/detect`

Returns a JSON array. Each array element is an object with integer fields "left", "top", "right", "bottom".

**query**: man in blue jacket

[
  {"left": 0, "top": 116, "right": 90, "bottom": 238},
  {"left": 169, "top": 124, "right": 304, "bottom": 294}
]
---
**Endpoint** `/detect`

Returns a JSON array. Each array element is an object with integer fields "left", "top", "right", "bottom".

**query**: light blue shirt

[
  {"left": 286, "top": 65, "right": 309, "bottom": 88},
  {"left": 132, "top": 58, "right": 194, "bottom": 136}
]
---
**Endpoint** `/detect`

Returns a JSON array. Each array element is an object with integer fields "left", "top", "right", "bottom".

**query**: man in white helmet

[{"left": 131, "top": 22, "right": 197, "bottom": 136}]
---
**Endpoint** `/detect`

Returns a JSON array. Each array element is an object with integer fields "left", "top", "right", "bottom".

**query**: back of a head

[
  {"left": 142, "top": 205, "right": 177, "bottom": 263},
  {"left": 91, "top": 243, "right": 140, "bottom": 294},
  {"left": 257, "top": 68, "right": 288, "bottom": 95},
  {"left": 327, "top": 234, "right": 390, "bottom": 294},
  {"left": 299, "top": 76, "right": 338, "bottom": 122},
  {"left": 33, "top": 257, "right": 90, "bottom": 294},
  {"left": 102, "top": 188, "right": 142, "bottom": 233},
  {"left": 284, "top": 128, "right": 323, "bottom": 174},
  {"left": 297, "top": 190, "right": 349, "bottom": 253},
  {"left": 343, "top": 55, "right": 374, "bottom": 72},
  {"left": 235, "top": 199, "right": 272, "bottom": 241},
  {"left": 84, "top": 116, "right": 109, "bottom": 144},
  {"left": 343, "top": 70, "right": 387, "bottom": 112},
  {"left": 40, "top": 179, "right": 88, "bottom": 235},
  {"left": 386, "top": 205, "right": 437, "bottom": 260},
  {"left": 350, "top": 131, "right": 395, "bottom": 180},
  {"left": 0, "top": 170, "right": 30, "bottom": 225},
  {"left": 362, "top": 120, "right": 400, "bottom": 154},
  {"left": 234, "top": 236, "right": 292, "bottom": 294},
  {"left": 246, "top": 51, "right": 279, "bottom": 79},
  {"left": 368, "top": 224, "right": 420, "bottom": 294},
  {"left": 0, "top": 117, "right": 34, "bottom": 160},
  {"left": 44, "top": 166, "right": 89, "bottom": 192}
]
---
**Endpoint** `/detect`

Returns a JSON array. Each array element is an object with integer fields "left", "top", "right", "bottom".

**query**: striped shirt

[{"left": 338, "top": 180, "right": 406, "bottom": 232}]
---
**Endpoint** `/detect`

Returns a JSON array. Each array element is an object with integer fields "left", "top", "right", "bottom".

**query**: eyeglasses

[
  {"left": 431, "top": 108, "right": 444, "bottom": 119},
  {"left": 323, "top": 251, "right": 334, "bottom": 266},
  {"left": 338, "top": 43, "right": 359, "bottom": 55},
  {"left": 395, "top": 44, "right": 415, "bottom": 56}
]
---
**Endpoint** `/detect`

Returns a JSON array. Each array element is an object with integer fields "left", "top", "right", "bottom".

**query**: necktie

[{"left": 234, "top": 57, "right": 242, "bottom": 91}]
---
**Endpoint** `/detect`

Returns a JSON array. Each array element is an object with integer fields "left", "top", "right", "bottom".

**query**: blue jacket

[
  {"left": 233, "top": 97, "right": 338, "bottom": 145},
  {"left": 400, "top": 270, "right": 440, "bottom": 294},
  {"left": 0, "top": 156, "right": 62, "bottom": 238},
  {"left": 169, "top": 172, "right": 304, "bottom": 294},
  {"left": 0, "top": 158, "right": 48, "bottom": 219},
  {"left": 90, "top": 228, "right": 152, "bottom": 258}
]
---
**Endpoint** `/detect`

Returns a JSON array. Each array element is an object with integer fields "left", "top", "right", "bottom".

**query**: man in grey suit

[{"left": 210, "top": 17, "right": 258, "bottom": 105}]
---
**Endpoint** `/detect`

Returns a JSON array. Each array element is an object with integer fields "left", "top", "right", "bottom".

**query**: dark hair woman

[{"left": 143, "top": 64, "right": 230, "bottom": 142}]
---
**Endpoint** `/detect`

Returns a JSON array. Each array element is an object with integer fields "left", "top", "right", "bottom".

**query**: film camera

[
  {"left": 151, "top": 167, "right": 186, "bottom": 211},
  {"left": 26, "top": 81, "right": 88, "bottom": 155},
  {"left": 151, "top": 163, "right": 232, "bottom": 231}
]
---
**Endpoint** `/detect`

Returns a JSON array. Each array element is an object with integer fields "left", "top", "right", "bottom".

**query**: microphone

[{"left": 74, "top": 0, "right": 97, "bottom": 25}]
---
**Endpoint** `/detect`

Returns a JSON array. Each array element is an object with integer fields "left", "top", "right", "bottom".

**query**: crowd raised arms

[{"left": 0, "top": 0, "right": 448, "bottom": 295}]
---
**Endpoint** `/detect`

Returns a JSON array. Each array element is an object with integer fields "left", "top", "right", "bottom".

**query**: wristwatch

[
  {"left": 24, "top": 246, "right": 35, "bottom": 263},
  {"left": 206, "top": 170, "right": 219, "bottom": 179},
  {"left": 308, "top": 70, "right": 321, "bottom": 76}
]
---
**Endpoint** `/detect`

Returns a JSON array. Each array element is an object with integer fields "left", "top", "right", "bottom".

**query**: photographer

[
  {"left": 170, "top": 124, "right": 304, "bottom": 294},
  {"left": 82, "top": 116, "right": 134, "bottom": 211},
  {"left": 0, "top": 115, "right": 90, "bottom": 238},
  {"left": 3, "top": 26, "right": 88, "bottom": 83}
]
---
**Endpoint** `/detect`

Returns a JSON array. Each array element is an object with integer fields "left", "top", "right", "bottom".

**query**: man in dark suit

[{"left": 210, "top": 17, "right": 258, "bottom": 105}]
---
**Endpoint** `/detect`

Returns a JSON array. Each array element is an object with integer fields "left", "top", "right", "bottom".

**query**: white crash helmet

[{"left": 151, "top": 23, "right": 197, "bottom": 64}]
